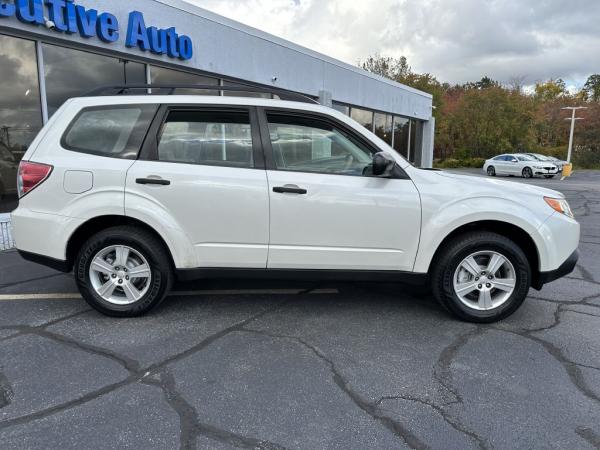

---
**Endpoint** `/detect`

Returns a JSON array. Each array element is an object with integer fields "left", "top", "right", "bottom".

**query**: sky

[{"left": 184, "top": 0, "right": 600, "bottom": 92}]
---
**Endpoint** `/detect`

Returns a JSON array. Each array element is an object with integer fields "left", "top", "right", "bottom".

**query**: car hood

[{"left": 415, "top": 169, "right": 564, "bottom": 199}]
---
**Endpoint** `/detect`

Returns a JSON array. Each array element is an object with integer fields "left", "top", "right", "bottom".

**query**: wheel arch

[
  {"left": 426, "top": 220, "right": 541, "bottom": 287},
  {"left": 65, "top": 215, "right": 176, "bottom": 272}
]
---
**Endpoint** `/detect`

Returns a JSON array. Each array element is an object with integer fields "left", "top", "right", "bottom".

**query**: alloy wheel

[
  {"left": 89, "top": 245, "right": 152, "bottom": 305},
  {"left": 453, "top": 250, "right": 516, "bottom": 311}
]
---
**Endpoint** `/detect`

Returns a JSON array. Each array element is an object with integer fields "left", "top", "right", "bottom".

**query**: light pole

[{"left": 562, "top": 106, "right": 587, "bottom": 163}]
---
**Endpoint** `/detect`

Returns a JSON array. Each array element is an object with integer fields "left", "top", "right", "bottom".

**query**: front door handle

[
  {"left": 273, "top": 185, "right": 307, "bottom": 195},
  {"left": 136, "top": 177, "right": 171, "bottom": 186}
]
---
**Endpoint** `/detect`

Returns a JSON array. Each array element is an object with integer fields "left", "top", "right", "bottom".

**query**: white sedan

[{"left": 484, "top": 154, "right": 560, "bottom": 178}]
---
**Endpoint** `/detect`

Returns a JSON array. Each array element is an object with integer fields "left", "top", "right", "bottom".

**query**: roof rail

[{"left": 84, "top": 84, "right": 319, "bottom": 104}]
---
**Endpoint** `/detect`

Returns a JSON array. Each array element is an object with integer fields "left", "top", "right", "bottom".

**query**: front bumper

[
  {"left": 534, "top": 168, "right": 559, "bottom": 176},
  {"left": 534, "top": 249, "right": 579, "bottom": 289}
]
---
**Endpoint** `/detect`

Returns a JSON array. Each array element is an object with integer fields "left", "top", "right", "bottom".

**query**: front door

[
  {"left": 261, "top": 110, "right": 422, "bottom": 272},
  {"left": 126, "top": 106, "right": 269, "bottom": 268}
]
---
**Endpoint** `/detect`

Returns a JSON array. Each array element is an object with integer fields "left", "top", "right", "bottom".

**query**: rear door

[
  {"left": 125, "top": 106, "right": 270, "bottom": 268},
  {"left": 260, "top": 108, "right": 422, "bottom": 272}
]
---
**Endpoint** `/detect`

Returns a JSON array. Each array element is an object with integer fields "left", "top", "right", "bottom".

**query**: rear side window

[
  {"left": 157, "top": 110, "right": 254, "bottom": 168},
  {"left": 62, "top": 105, "right": 157, "bottom": 159}
]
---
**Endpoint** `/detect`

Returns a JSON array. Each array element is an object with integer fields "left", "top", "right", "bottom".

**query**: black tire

[
  {"left": 431, "top": 231, "right": 531, "bottom": 323},
  {"left": 522, "top": 167, "right": 533, "bottom": 178},
  {"left": 487, "top": 166, "right": 496, "bottom": 177},
  {"left": 75, "top": 226, "right": 173, "bottom": 317},
  {"left": 544, "top": 175, "right": 555, "bottom": 179}
]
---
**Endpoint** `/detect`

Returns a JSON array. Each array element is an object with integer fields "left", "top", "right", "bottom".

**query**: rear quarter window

[{"left": 62, "top": 105, "right": 157, "bottom": 159}]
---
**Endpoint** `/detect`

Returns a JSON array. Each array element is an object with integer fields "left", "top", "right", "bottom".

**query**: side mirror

[{"left": 371, "top": 152, "right": 396, "bottom": 177}]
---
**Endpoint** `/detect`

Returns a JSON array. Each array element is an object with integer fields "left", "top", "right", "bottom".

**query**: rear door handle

[
  {"left": 136, "top": 177, "right": 171, "bottom": 186},
  {"left": 273, "top": 185, "right": 307, "bottom": 195}
]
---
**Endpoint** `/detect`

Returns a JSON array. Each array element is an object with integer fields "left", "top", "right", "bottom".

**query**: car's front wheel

[
  {"left": 522, "top": 167, "right": 533, "bottom": 178},
  {"left": 75, "top": 226, "right": 173, "bottom": 317},
  {"left": 431, "top": 232, "right": 531, "bottom": 323}
]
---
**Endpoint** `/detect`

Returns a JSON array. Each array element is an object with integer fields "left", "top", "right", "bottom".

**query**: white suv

[{"left": 11, "top": 87, "right": 580, "bottom": 322}]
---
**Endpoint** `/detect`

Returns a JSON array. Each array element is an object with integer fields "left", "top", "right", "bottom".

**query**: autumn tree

[{"left": 583, "top": 74, "right": 600, "bottom": 102}]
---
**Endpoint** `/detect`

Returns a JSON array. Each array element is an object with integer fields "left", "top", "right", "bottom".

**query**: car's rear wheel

[
  {"left": 487, "top": 166, "right": 496, "bottom": 176},
  {"left": 75, "top": 226, "right": 173, "bottom": 317},
  {"left": 431, "top": 232, "right": 530, "bottom": 323},
  {"left": 522, "top": 167, "right": 533, "bottom": 178}
]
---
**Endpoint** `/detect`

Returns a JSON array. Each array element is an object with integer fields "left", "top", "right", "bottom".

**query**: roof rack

[{"left": 84, "top": 84, "right": 319, "bottom": 104}]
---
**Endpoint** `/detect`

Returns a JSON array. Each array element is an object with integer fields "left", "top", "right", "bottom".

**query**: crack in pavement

[
  {"left": 0, "top": 309, "right": 93, "bottom": 343},
  {"left": 374, "top": 394, "right": 488, "bottom": 450},
  {"left": 576, "top": 263, "right": 598, "bottom": 284},
  {"left": 492, "top": 318, "right": 600, "bottom": 404},
  {"left": 0, "top": 299, "right": 290, "bottom": 440},
  {"left": 240, "top": 327, "right": 429, "bottom": 450},
  {"left": 143, "top": 371, "right": 289, "bottom": 450},
  {"left": 0, "top": 371, "right": 13, "bottom": 409},
  {"left": 495, "top": 289, "right": 600, "bottom": 401},
  {"left": 433, "top": 327, "right": 486, "bottom": 406},
  {"left": 576, "top": 426, "right": 600, "bottom": 449},
  {"left": 0, "top": 272, "right": 71, "bottom": 290}
]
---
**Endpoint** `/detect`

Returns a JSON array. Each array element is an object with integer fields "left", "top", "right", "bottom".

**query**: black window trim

[
  {"left": 139, "top": 104, "right": 265, "bottom": 170},
  {"left": 256, "top": 106, "right": 410, "bottom": 180},
  {"left": 61, "top": 104, "right": 160, "bottom": 159}
]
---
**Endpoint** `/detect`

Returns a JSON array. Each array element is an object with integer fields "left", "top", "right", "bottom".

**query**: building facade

[{"left": 0, "top": 0, "right": 434, "bottom": 214}]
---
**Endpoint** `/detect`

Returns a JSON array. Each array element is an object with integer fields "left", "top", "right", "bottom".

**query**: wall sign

[{"left": 0, "top": 0, "right": 193, "bottom": 60}]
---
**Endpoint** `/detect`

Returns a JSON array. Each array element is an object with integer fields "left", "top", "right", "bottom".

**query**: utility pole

[{"left": 562, "top": 106, "right": 587, "bottom": 163}]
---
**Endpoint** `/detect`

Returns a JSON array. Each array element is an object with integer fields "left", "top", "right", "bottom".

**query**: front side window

[
  {"left": 517, "top": 155, "right": 534, "bottom": 161},
  {"left": 158, "top": 110, "right": 254, "bottom": 168},
  {"left": 63, "top": 105, "right": 157, "bottom": 158},
  {"left": 267, "top": 114, "right": 374, "bottom": 176}
]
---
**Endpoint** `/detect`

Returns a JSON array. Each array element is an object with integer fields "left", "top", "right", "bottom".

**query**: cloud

[{"left": 183, "top": 0, "right": 600, "bottom": 87}]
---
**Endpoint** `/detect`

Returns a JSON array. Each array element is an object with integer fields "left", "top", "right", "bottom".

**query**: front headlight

[
  {"left": 534, "top": 165, "right": 545, "bottom": 169},
  {"left": 544, "top": 197, "right": 574, "bottom": 218}
]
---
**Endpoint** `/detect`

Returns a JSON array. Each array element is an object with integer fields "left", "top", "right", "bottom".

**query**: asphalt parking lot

[{"left": 0, "top": 169, "right": 599, "bottom": 450}]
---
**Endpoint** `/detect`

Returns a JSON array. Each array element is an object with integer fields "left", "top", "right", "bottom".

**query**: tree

[
  {"left": 360, "top": 55, "right": 446, "bottom": 122},
  {"left": 534, "top": 78, "right": 567, "bottom": 101},
  {"left": 360, "top": 54, "right": 411, "bottom": 82},
  {"left": 583, "top": 74, "right": 600, "bottom": 102},
  {"left": 464, "top": 76, "right": 500, "bottom": 90}
]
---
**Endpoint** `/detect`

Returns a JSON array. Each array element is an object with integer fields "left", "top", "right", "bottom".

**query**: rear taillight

[{"left": 17, "top": 161, "right": 53, "bottom": 198}]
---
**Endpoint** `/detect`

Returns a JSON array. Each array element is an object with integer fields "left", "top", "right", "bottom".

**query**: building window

[
  {"left": 373, "top": 112, "right": 393, "bottom": 146},
  {"left": 0, "top": 34, "right": 43, "bottom": 212},
  {"left": 332, "top": 102, "right": 349, "bottom": 116},
  {"left": 350, "top": 107, "right": 373, "bottom": 131},
  {"left": 393, "top": 116, "right": 410, "bottom": 158},
  {"left": 43, "top": 44, "right": 146, "bottom": 116},
  {"left": 150, "top": 66, "right": 219, "bottom": 95},
  {"left": 222, "top": 81, "right": 271, "bottom": 98}
]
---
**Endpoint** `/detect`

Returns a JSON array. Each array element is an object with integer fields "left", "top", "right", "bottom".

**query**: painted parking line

[{"left": 0, "top": 288, "right": 339, "bottom": 302}]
